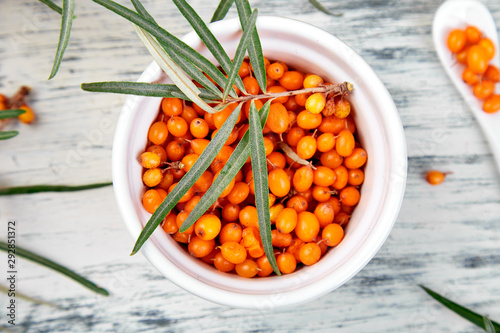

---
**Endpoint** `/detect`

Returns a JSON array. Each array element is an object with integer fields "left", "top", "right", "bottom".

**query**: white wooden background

[{"left": 1, "top": 0, "right": 500, "bottom": 332}]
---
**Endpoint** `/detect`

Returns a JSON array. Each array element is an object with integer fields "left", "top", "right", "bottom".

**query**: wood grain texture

[{"left": 1, "top": 0, "right": 500, "bottom": 332}]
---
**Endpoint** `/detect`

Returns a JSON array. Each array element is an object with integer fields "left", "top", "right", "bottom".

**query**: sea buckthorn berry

[
  {"left": 188, "top": 236, "right": 215, "bottom": 258},
  {"left": 200, "top": 249, "right": 217, "bottom": 265},
  {"left": 276, "top": 208, "right": 298, "bottom": 233},
  {"left": 267, "top": 151, "right": 287, "bottom": 170},
  {"left": 271, "top": 230, "right": 293, "bottom": 248},
  {"left": 312, "top": 185, "right": 332, "bottom": 202},
  {"left": 295, "top": 93, "right": 310, "bottom": 107},
  {"left": 181, "top": 154, "right": 199, "bottom": 172},
  {"left": 322, "top": 223, "right": 344, "bottom": 246},
  {"left": 285, "top": 96, "right": 298, "bottom": 111},
  {"left": 239, "top": 61, "right": 250, "bottom": 78},
  {"left": 293, "top": 165, "right": 314, "bottom": 192},
  {"left": 462, "top": 67, "right": 480, "bottom": 85},
  {"left": 317, "top": 133, "right": 336, "bottom": 152},
  {"left": 344, "top": 148, "right": 368, "bottom": 169},
  {"left": 267, "top": 103, "right": 290, "bottom": 134},
  {"left": 184, "top": 196, "right": 201, "bottom": 212},
  {"left": 426, "top": 170, "right": 448, "bottom": 185},
  {"left": 279, "top": 71, "right": 304, "bottom": 90},
  {"left": 456, "top": 46, "right": 470, "bottom": 65},
  {"left": 239, "top": 206, "right": 259, "bottom": 229},
  {"left": 484, "top": 65, "right": 500, "bottom": 82},
  {"left": 142, "top": 189, "right": 162, "bottom": 214},
  {"left": 348, "top": 168, "right": 365, "bottom": 186},
  {"left": 172, "top": 231, "right": 190, "bottom": 243},
  {"left": 162, "top": 97, "right": 183, "bottom": 116},
  {"left": 268, "top": 193, "right": 276, "bottom": 207},
  {"left": 169, "top": 183, "right": 195, "bottom": 203},
  {"left": 269, "top": 203, "right": 285, "bottom": 222},
  {"left": 267, "top": 85, "right": 288, "bottom": 104},
  {"left": 143, "top": 168, "right": 163, "bottom": 187},
  {"left": 299, "top": 243, "right": 321, "bottom": 266},
  {"left": 339, "top": 186, "right": 360, "bottom": 206},
  {"left": 235, "top": 259, "right": 259, "bottom": 278},
  {"left": 447, "top": 29, "right": 466, "bottom": 53},
  {"left": 478, "top": 38, "right": 495, "bottom": 60},
  {"left": 263, "top": 137, "right": 275, "bottom": 156},
  {"left": 211, "top": 146, "right": 234, "bottom": 173},
  {"left": 334, "top": 212, "right": 350, "bottom": 225},
  {"left": 296, "top": 188, "right": 314, "bottom": 202},
  {"left": 319, "top": 115, "right": 344, "bottom": 134},
  {"left": 140, "top": 152, "right": 161, "bottom": 169},
  {"left": 176, "top": 211, "right": 194, "bottom": 234},
  {"left": 220, "top": 222, "right": 243, "bottom": 244},
  {"left": 287, "top": 127, "right": 306, "bottom": 147},
  {"left": 194, "top": 214, "right": 221, "bottom": 240},
  {"left": 214, "top": 252, "right": 235, "bottom": 272},
  {"left": 221, "top": 203, "right": 240, "bottom": 223},
  {"left": 148, "top": 121, "right": 168, "bottom": 145},
  {"left": 268, "top": 168, "right": 291, "bottom": 197},
  {"left": 189, "top": 118, "right": 209, "bottom": 138},
  {"left": 303, "top": 74, "right": 324, "bottom": 88},
  {"left": 167, "top": 116, "right": 188, "bottom": 137},
  {"left": 166, "top": 141, "right": 185, "bottom": 161},
  {"left": 190, "top": 138, "right": 210, "bottom": 155},
  {"left": 286, "top": 195, "right": 308, "bottom": 213},
  {"left": 295, "top": 211, "right": 320, "bottom": 242},
  {"left": 256, "top": 255, "right": 274, "bottom": 277},
  {"left": 296, "top": 110, "right": 322, "bottom": 129},
  {"left": 220, "top": 241, "right": 247, "bottom": 264},
  {"left": 158, "top": 171, "right": 174, "bottom": 190},
  {"left": 243, "top": 76, "right": 260, "bottom": 95},
  {"left": 320, "top": 149, "right": 343, "bottom": 169},
  {"left": 305, "top": 93, "right": 326, "bottom": 114},
  {"left": 287, "top": 238, "right": 305, "bottom": 263},
  {"left": 483, "top": 95, "right": 500, "bottom": 113},
  {"left": 204, "top": 112, "right": 216, "bottom": 129},
  {"left": 473, "top": 80, "right": 496, "bottom": 100},
  {"left": 297, "top": 136, "right": 317, "bottom": 160},
  {"left": 227, "top": 182, "right": 250, "bottom": 205},
  {"left": 467, "top": 45, "right": 488, "bottom": 74},
  {"left": 277, "top": 252, "right": 297, "bottom": 274},
  {"left": 465, "top": 26, "right": 482, "bottom": 44},
  {"left": 241, "top": 227, "right": 261, "bottom": 248},
  {"left": 213, "top": 103, "right": 238, "bottom": 129},
  {"left": 214, "top": 169, "right": 236, "bottom": 198},
  {"left": 146, "top": 145, "right": 167, "bottom": 163},
  {"left": 194, "top": 170, "right": 213, "bottom": 192},
  {"left": 332, "top": 165, "right": 349, "bottom": 190},
  {"left": 326, "top": 197, "right": 342, "bottom": 215},
  {"left": 313, "top": 166, "right": 336, "bottom": 187},
  {"left": 267, "top": 62, "right": 285, "bottom": 80},
  {"left": 162, "top": 213, "right": 178, "bottom": 234},
  {"left": 314, "top": 202, "right": 335, "bottom": 227},
  {"left": 334, "top": 99, "right": 351, "bottom": 119},
  {"left": 336, "top": 129, "right": 355, "bottom": 156},
  {"left": 181, "top": 105, "right": 198, "bottom": 124},
  {"left": 18, "top": 105, "right": 35, "bottom": 124}
]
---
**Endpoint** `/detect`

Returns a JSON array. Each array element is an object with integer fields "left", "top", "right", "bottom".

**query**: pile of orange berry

[
  {"left": 0, "top": 86, "right": 36, "bottom": 124},
  {"left": 139, "top": 57, "right": 366, "bottom": 277},
  {"left": 447, "top": 26, "right": 500, "bottom": 113}
]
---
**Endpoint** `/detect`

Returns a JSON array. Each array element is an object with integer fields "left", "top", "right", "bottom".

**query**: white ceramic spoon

[{"left": 433, "top": 0, "right": 500, "bottom": 174}]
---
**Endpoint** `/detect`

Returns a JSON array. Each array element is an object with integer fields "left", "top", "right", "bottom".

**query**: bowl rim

[{"left": 112, "top": 15, "right": 407, "bottom": 309}]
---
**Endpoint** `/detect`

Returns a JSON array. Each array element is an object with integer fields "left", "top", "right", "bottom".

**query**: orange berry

[
  {"left": 239, "top": 206, "right": 259, "bottom": 229},
  {"left": 220, "top": 241, "right": 247, "bottom": 264},
  {"left": 263, "top": 137, "right": 275, "bottom": 156},
  {"left": 256, "top": 255, "right": 274, "bottom": 277},
  {"left": 243, "top": 76, "right": 260, "bottom": 95},
  {"left": 271, "top": 229, "right": 293, "bottom": 248},
  {"left": 322, "top": 223, "right": 344, "bottom": 246},
  {"left": 176, "top": 211, "right": 194, "bottom": 234},
  {"left": 267, "top": 62, "right": 285, "bottom": 80},
  {"left": 467, "top": 45, "right": 488, "bottom": 74},
  {"left": 336, "top": 129, "right": 355, "bottom": 156},
  {"left": 298, "top": 243, "right": 321, "bottom": 265},
  {"left": 267, "top": 85, "right": 289, "bottom": 104},
  {"left": 269, "top": 203, "right": 285, "bottom": 223},
  {"left": 194, "top": 170, "right": 213, "bottom": 192},
  {"left": 167, "top": 116, "right": 188, "bottom": 137},
  {"left": 314, "top": 202, "right": 335, "bottom": 228},
  {"left": 465, "top": 26, "right": 482, "bottom": 44},
  {"left": 295, "top": 93, "right": 310, "bottom": 107},
  {"left": 426, "top": 170, "right": 447, "bottom": 185},
  {"left": 142, "top": 168, "right": 163, "bottom": 187},
  {"left": 184, "top": 195, "right": 201, "bottom": 212},
  {"left": 295, "top": 211, "right": 320, "bottom": 242},
  {"left": 219, "top": 222, "right": 243, "bottom": 244},
  {"left": 313, "top": 166, "right": 336, "bottom": 187},
  {"left": 227, "top": 181, "right": 250, "bottom": 205},
  {"left": 17, "top": 105, "right": 35, "bottom": 124},
  {"left": 142, "top": 189, "right": 162, "bottom": 214},
  {"left": 297, "top": 136, "right": 317, "bottom": 160},
  {"left": 168, "top": 182, "right": 194, "bottom": 203},
  {"left": 189, "top": 118, "right": 209, "bottom": 138},
  {"left": 293, "top": 165, "right": 314, "bottom": 192},
  {"left": 303, "top": 74, "right": 324, "bottom": 88},
  {"left": 239, "top": 61, "right": 250, "bottom": 78},
  {"left": 279, "top": 71, "right": 304, "bottom": 90},
  {"left": 181, "top": 105, "right": 198, "bottom": 124},
  {"left": 286, "top": 127, "right": 306, "bottom": 147},
  {"left": 181, "top": 153, "right": 199, "bottom": 172},
  {"left": 344, "top": 147, "right": 367, "bottom": 169},
  {"left": 473, "top": 80, "right": 495, "bottom": 100},
  {"left": 447, "top": 29, "right": 466, "bottom": 53},
  {"left": 462, "top": 67, "right": 480, "bottom": 85},
  {"left": 332, "top": 165, "right": 349, "bottom": 190},
  {"left": 320, "top": 149, "right": 343, "bottom": 169},
  {"left": 317, "top": 132, "right": 336, "bottom": 152},
  {"left": 267, "top": 151, "right": 287, "bottom": 170},
  {"left": 334, "top": 99, "right": 351, "bottom": 119},
  {"left": 211, "top": 145, "right": 234, "bottom": 173},
  {"left": 296, "top": 110, "right": 322, "bottom": 129},
  {"left": 188, "top": 236, "right": 215, "bottom": 258},
  {"left": 214, "top": 252, "right": 235, "bottom": 272},
  {"left": 161, "top": 97, "right": 183, "bottom": 116},
  {"left": 286, "top": 195, "right": 308, "bottom": 213},
  {"left": 339, "top": 186, "right": 360, "bottom": 206},
  {"left": 478, "top": 38, "right": 495, "bottom": 60},
  {"left": 277, "top": 252, "right": 297, "bottom": 274},
  {"left": 140, "top": 152, "right": 161, "bottom": 169},
  {"left": 162, "top": 213, "right": 178, "bottom": 234},
  {"left": 221, "top": 203, "right": 240, "bottom": 222},
  {"left": 148, "top": 121, "right": 169, "bottom": 145},
  {"left": 312, "top": 185, "right": 332, "bottom": 202},
  {"left": 305, "top": 93, "right": 326, "bottom": 114},
  {"left": 194, "top": 214, "right": 221, "bottom": 240},
  {"left": 334, "top": 212, "right": 350, "bottom": 225},
  {"left": 235, "top": 259, "right": 259, "bottom": 278},
  {"left": 268, "top": 168, "right": 291, "bottom": 197},
  {"left": 146, "top": 145, "right": 167, "bottom": 163},
  {"left": 213, "top": 169, "right": 235, "bottom": 197},
  {"left": 266, "top": 103, "right": 290, "bottom": 134},
  {"left": 484, "top": 65, "right": 500, "bottom": 82},
  {"left": 456, "top": 46, "right": 470, "bottom": 65},
  {"left": 483, "top": 94, "right": 500, "bottom": 113},
  {"left": 276, "top": 208, "right": 298, "bottom": 233},
  {"left": 347, "top": 168, "right": 365, "bottom": 186}
]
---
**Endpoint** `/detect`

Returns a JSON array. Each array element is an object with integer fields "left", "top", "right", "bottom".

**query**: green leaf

[
  {"left": 92, "top": 0, "right": 230, "bottom": 98},
  {"left": 0, "top": 109, "right": 25, "bottom": 120},
  {"left": 133, "top": 25, "right": 218, "bottom": 114},
  {"left": 249, "top": 101, "right": 279, "bottom": 275},
  {"left": 0, "top": 182, "right": 112, "bottom": 195},
  {"left": 222, "top": 9, "right": 258, "bottom": 101},
  {"left": 484, "top": 316, "right": 496, "bottom": 333},
  {"left": 308, "top": 0, "right": 343, "bottom": 16},
  {"left": 0, "top": 285, "right": 59, "bottom": 308},
  {"left": 420, "top": 285, "right": 500, "bottom": 332},
  {"left": 48, "top": 0, "right": 75, "bottom": 79},
  {"left": 180, "top": 100, "right": 272, "bottom": 233},
  {"left": 0, "top": 241, "right": 109, "bottom": 296},
  {"left": 172, "top": 0, "right": 245, "bottom": 94},
  {"left": 235, "top": 0, "right": 267, "bottom": 93},
  {"left": 211, "top": 0, "right": 235, "bottom": 22},
  {"left": 38, "top": 0, "right": 63, "bottom": 15},
  {"left": 132, "top": 104, "right": 243, "bottom": 254},
  {"left": 130, "top": 0, "right": 223, "bottom": 98},
  {"left": 0, "top": 131, "right": 19, "bottom": 140},
  {"left": 81, "top": 81, "right": 220, "bottom": 100}
]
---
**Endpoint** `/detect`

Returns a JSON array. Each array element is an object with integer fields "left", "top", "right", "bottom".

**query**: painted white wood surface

[{"left": 1, "top": 0, "right": 500, "bottom": 331}]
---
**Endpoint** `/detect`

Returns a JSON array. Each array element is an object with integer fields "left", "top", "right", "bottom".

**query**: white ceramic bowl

[{"left": 112, "top": 16, "right": 407, "bottom": 309}]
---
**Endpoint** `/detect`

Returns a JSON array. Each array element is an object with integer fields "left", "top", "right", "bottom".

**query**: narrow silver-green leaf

[
  {"left": 132, "top": 104, "right": 243, "bottom": 255},
  {"left": 133, "top": 25, "right": 218, "bottom": 114},
  {"left": 81, "top": 81, "right": 220, "bottom": 101},
  {"left": 484, "top": 316, "right": 496, "bottom": 333},
  {"left": 210, "top": 0, "right": 235, "bottom": 22},
  {"left": 172, "top": 0, "right": 245, "bottom": 94},
  {"left": 420, "top": 285, "right": 500, "bottom": 332},
  {"left": 0, "top": 284, "right": 59, "bottom": 308},
  {"left": 0, "top": 131, "right": 19, "bottom": 140},
  {"left": 0, "top": 241, "right": 109, "bottom": 296},
  {"left": 249, "top": 100, "right": 279, "bottom": 275},
  {"left": 180, "top": 100, "right": 271, "bottom": 233},
  {"left": 39, "top": 0, "right": 63, "bottom": 14},
  {"left": 235, "top": 0, "right": 267, "bottom": 93},
  {"left": 0, "top": 182, "right": 112, "bottom": 195},
  {"left": 48, "top": 0, "right": 75, "bottom": 79},
  {"left": 130, "top": 0, "right": 223, "bottom": 98},
  {"left": 0, "top": 109, "right": 25, "bottom": 120},
  {"left": 93, "top": 0, "right": 230, "bottom": 93},
  {"left": 308, "top": 0, "right": 343, "bottom": 16},
  {"left": 222, "top": 9, "right": 258, "bottom": 101}
]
